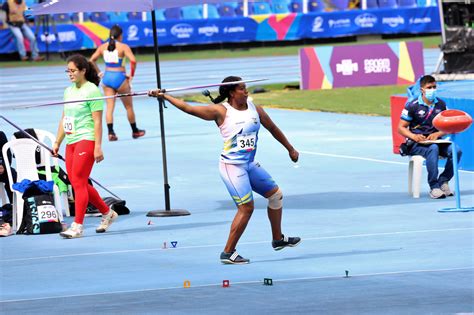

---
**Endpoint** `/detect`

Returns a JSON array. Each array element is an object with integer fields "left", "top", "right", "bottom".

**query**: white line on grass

[
  {"left": 1, "top": 227, "right": 472, "bottom": 263},
  {"left": 0, "top": 266, "right": 472, "bottom": 304}
]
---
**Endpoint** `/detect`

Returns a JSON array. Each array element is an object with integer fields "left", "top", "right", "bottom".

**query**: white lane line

[
  {"left": 300, "top": 150, "right": 474, "bottom": 174},
  {"left": 1, "top": 227, "right": 472, "bottom": 263},
  {"left": 0, "top": 266, "right": 471, "bottom": 304}
]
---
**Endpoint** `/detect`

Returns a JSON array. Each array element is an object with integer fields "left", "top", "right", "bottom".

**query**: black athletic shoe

[
  {"left": 220, "top": 251, "right": 250, "bottom": 264},
  {"left": 272, "top": 234, "right": 301, "bottom": 251}
]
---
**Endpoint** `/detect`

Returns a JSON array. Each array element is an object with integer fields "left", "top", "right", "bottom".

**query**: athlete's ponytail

[
  {"left": 212, "top": 76, "right": 242, "bottom": 104},
  {"left": 67, "top": 54, "right": 101, "bottom": 86},
  {"left": 107, "top": 24, "right": 123, "bottom": 52}
]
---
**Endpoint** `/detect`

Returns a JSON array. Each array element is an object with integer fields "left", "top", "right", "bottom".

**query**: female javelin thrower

[
  {"left": 149, "top": 76, "right": 301, "bottom": 264},
  {"left": 90, "top": 25, "right": 145, "bottom": 141},
  {"left": 53, "top": 54, "right": 118, "bottom": 238}
]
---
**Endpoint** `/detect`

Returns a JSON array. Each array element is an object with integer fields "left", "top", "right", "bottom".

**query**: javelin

[
  {"left": 18, "top": 78, "right": 268, "bottom": 109},
  {"left": 0, "top": 115, "right": 121, "bottom": 200}
]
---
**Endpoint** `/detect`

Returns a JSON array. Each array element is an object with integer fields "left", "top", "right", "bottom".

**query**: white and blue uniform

[{"left": 218, "top": 100, "right": 277, "bottom": 206}]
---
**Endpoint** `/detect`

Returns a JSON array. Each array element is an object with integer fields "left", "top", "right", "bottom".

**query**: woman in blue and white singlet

[
  {"left": 90, "top": 25, "right": 145, "bottom": 142},
  {"left": 148, "top": 76, "right": 301, "bottom": 265}
]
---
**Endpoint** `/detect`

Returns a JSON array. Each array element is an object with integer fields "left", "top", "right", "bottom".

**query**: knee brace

[{"left": 267, "top": 188, "right": 283, "bottom": 210}]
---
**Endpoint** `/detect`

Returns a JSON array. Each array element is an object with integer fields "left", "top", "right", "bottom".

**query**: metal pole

[{"left": 147, "top": 10, "right": 189, "bottom": 217}]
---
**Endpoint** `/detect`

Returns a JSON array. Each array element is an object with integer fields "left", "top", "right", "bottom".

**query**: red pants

[{"left": 65, "top": 140, "right": 109, "bottom": 224}]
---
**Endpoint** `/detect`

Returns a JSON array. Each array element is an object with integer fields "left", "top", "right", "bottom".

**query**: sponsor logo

[
  {"left": 328, "top": 18, "right": 351, "bottom": 28},
  {"left": 143, "top": 27, "right": 167, "bottom": 37},
  {"left": 198, "top": 25, "right": 219, "bottom": 37},
  {"left": 171, "top": 23, "right": 194, "bottom": 39},
  {"left": 58, "top": 31, "right": 76, "bottom": 42},
  {"left": 364, "top": 58, "right": 391, "bottom": 74},
  {"left": 223, "top": 26, "right": 245, "bottom": 33},
  {"left": 127, "top": 25, "right": 139, "bottom": 41},
  {"left": 355, "top": 13, "right": 377, "bottom": 28},
  {"left": 41, "top": 33, "right": 56, "bottom": 43},
  {"left": 312, "top": 16, "right": 324, "bottom": 32},
  {"left": 409, "top": 17, "right": 431, "bottom": 24},
  {"left": 382, "top": 16, "right": 405, "bottom": 28},
  {"left": 401, "top": 109, "right": 409, "bottom": 116},
  {"left": 336, "top": 59, "right": 358, "bottom": 76},
  {"left": 418, "top": 109, "right": 426, "bottom": 116}
]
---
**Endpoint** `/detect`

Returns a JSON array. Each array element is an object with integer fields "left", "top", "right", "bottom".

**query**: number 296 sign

[{"left": 38, "top": 205, "right": 59, "bottom": 223}]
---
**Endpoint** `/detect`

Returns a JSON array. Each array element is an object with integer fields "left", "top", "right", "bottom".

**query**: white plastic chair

[
  {"left": 0, "top": 183, "right": 7, "bottom": 206},
  {"left": 12, "top": 129, "right": 70, "bottom": 217},
  {"left": 408, "top": 155, "right": 424, "bottom": 198},
  {"left": 34, "top": 129, "right": 70, "bottom": 217},
  {"left": 408, "top": 155, "right": 446, "bottom": 198},
  {"left": 2, "top": 138, "right": 64, "bottom": 232}
]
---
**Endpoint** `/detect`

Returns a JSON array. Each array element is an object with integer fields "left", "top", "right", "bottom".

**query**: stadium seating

[
  {"left": 365, "top": 0, "right": 379, "bottom": 8},
  {"left": 308, "top": 0, "right": 325, "bottom": 11},
  {"left": 19, "top": 0, "right": 432, "bottom": 25},
  {"left": 71, "top": 12, "right": 88, "bottom": 23},
  {"left": 251, "top": 1, "right": 273, "bottom": 14},
  {"left": 52, "top": 13, "right": 71, "bottom": 24},
  {"left": 290, "top": 0, "right": 303, "bottom": 13},
  {"left": 164, "top": 7, "right": 182, "bottom": 20},
  {"left": 206, "top": 5, "right": 221, "bottom": 18},
  {"left": 272, "top": 0, "right": 291, "bottom": 13},
  {"left": 108, "top": 12, "right": 128, "bottom": 22},
  {"left": 127, "top": 12, "right": 143, "bottom": 21},
  {"left": 218, "top": 4, "right": 237, "bottom": 17},
  {"left": 182, "top": 5, "right": 203, "bottom": 19},
  {"left": 378, "top": 0, "right": 398, "bottom": 8},
  {"left": 398, "top": 0, "right": 417, "bottom": 7},
  {"left": 89, "top": 12, "right": 109, "bottom": 22},
  {"left": 235, "top": 2, "right": 245, "bottom": 16}
]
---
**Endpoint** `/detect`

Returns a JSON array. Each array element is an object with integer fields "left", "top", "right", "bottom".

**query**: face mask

[{"left": 424, "top": 88, "right": 437, "bottom": 102}]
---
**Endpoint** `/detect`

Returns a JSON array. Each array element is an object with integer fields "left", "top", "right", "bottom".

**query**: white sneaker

[
  {"left": 440, "top": 182, "right": 454, "bottom": 196},
  {"left": 60, "top": 222, "right": 84, "bottom": 238},
  {"left": 430, "top": 188, "right": 446, "bottom": 199},
  {"left": 96, "top": 209, "right": 118, "bottom": 233}
]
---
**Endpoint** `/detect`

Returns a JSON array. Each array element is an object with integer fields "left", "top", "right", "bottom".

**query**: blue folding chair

[
  {"left": 251, "top": 1, "right": 273, "bottom": 14},
  {"left": 290, "top": 0, "right": 303, "bottom": 12},
  {"left": 378, "top": 0, "right": 398, "bottom": 8},
  {"left": 218, "top": 4, "right": 237, "bottom": 17},
  {"left": 366, "top": 0, "right": 379, "bottom": 8},
  {"left": 398, "top": 0, "right": 417, "bottom": 7},
  {"left": 127, "top": 12, "right": 142, "bottom": 21},
  {"left": 108, "top": 12, "right": 128, "bottom": 22},
  {"left": 164, "top": 7, "right": 182, "bottom": 20},
  {"left": 71, "top": 12, "right": 88, "bottom": 23},
  {"left": 89, "top": 12, "right": 109, "bottom": 22},
  {"left": 206, "top": 4, "right": 221, "bottom": 18},
  {"left": 182, "top": 5, "right": 202, "bottom": 19},
  {"left": 308, "top": 0, "right": 325, "bottom": 11},
  {"left": 235, "top": 2, "right": 245, "bottom": 16},
  {"left": 52, "top": 13, "right": 71, "bottom": 24},
  {"left": 272, "top": 0, "right": 291, "bottom": 13}
]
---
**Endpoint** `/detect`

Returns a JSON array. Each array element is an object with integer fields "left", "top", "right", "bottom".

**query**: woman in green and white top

[{"left": 52, "top": 54, "right": 118, "bottom": 239}]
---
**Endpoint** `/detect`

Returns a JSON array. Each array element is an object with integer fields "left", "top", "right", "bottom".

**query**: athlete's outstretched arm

[
  {"left": 148, "top": 90, "right": 224, "bottom": 122},
  {"left": 257, "top": 106, "right": 299, "bottom": 162}
]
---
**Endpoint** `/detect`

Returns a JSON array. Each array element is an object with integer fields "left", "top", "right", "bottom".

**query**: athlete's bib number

[
  {"left": 63, "top": 116, "right": 75, "bottom": 134},
  {"left": 38, "top": 205, "right": 59, "bottom": 223},
  {"left": 237, "top": 133, "right": 256, "bottom": 151}
]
